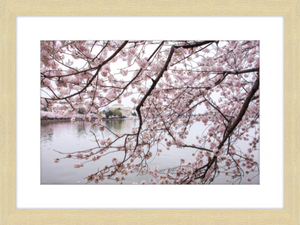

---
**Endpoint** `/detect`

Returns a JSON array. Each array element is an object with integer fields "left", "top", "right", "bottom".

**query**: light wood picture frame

[{"left": 1, "top": 0, "right": 298, "bottom": 224}]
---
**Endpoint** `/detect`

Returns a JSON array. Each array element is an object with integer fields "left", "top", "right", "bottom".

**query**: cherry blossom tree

[{"left": 41, "top": 40, "right": 259, "bottom": 184}]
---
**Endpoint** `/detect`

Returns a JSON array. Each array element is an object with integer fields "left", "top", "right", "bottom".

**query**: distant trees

[
  {"left": 104, "top": 110, "right": 113, "bottom": 118},
  {"left": 77, "top": 107, "right": 86, "bottom": 114},
  {"left": 113, "top": 109, "right": 122, "bottom": 117},
  {"left": 104, "top": 109, "right": 123, "bottom": 118}
]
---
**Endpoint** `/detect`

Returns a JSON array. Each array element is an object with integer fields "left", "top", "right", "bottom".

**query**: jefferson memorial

[{"left": 108, "top": 104, "right": 132, "bottom": 117}]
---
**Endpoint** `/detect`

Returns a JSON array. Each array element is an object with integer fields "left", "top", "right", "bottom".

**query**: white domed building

[{"left": 108, "top": 104, "right": 132, "bottom": 117}]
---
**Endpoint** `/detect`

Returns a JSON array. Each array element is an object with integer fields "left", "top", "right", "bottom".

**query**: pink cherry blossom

[{"left": 44, "top": 40, "right": 260, "bottom": 185}]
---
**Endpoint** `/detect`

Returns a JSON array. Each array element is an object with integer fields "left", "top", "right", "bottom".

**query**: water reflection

[
  {"left": 41, "top": 119, "right": 259, "bottom": 185},
  {"left": 76, "top": 122, "right": 89, "bottom": 136},
  {"left": 105, "top": 119, "right": 133, "bottom": 134},
  {"left": 41, "top": 123, "right": 54, "bottom": 142}
]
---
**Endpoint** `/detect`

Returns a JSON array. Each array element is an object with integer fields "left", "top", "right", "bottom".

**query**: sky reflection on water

[{"left": 41, "top": 120, "right": 259, "bottom": 185}]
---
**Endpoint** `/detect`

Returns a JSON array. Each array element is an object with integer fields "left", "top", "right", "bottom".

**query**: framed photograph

[
  {"left": 1, "top": 1, "right": 298, "bottom": 224},
  {"left": 40, "top": 38, "right": 261, "bottom": 187}
]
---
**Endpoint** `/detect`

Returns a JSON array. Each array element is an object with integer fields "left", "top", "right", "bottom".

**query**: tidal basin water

[{"left": 41, "top": 119, "right": 259, "bottom": 185}]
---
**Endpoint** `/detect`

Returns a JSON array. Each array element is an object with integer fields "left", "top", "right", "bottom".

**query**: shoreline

[{"left": 41, "top": 117, "right": 136, "bottom": 124}]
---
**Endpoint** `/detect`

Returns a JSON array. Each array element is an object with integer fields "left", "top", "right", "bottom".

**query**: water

[{"left": 41, "top": 119, "right": 259, "bottom": 185}]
